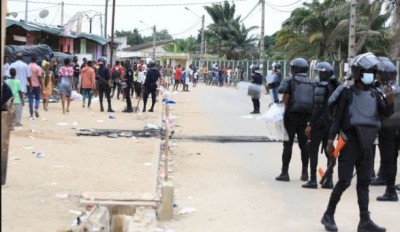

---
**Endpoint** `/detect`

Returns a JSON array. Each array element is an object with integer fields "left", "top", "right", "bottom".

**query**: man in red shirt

[
  {"left": 110, "top": 61, "right": 123, "bottom": 99},
  {"left": 173, "top": 64, "right": 182, "bottom": 91}
]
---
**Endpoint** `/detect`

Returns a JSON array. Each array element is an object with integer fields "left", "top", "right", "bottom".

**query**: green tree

[{"left": 204, "top": 1, "right": 258, "bottom": 59}]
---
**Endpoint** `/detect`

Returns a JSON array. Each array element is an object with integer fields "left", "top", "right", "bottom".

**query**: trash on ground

[
  {"left": 55, "top": 192, "right": 69, "bottom": 199},
  {"left": 35, "top": 151, "right": 44, "bottom": 158},
  {"left": 145, "top": 123, "right": 160, "bottom": 129},
  {"left": 23, "top": 146, "right": 34, "bottom": 149},
  {"left": 108, "top": 115, "right": 116, "bottom": 119},
  {"left": 107, "top": 133, "right": 118, "bottom": 138},
  {"left": 57, "top": 122, "right": 69, "bottom": 126},
  {"left": 178, "top": 207, "right": 198, "bottom": 215}
]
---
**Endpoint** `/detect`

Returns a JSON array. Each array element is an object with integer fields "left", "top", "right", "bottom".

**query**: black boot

[
  {"left": 276, "top": 166, "right": 290, "bottom": 182},
  {"left": 321, "top": 176, "right": 334, "bottom": 189},
  {"left": 357, "top": 212, "right": 386, "bottom": 232},
  {"left": 107, "top": 104, "right": 114, "bottom": 112},
  {"left": 370, "top": 176, "right": 386, "bottom": 186},
  {"left": 396, "top": 184, "right": 400, "bottom": 191},
  {"left": 301, "top": 166, "right": 309, "bottom": 181},
  {"left": 100, "top": 103, "right": 104, "bottom": 112},
  {"left": 302, "top": 176, "right": 318, "bottom": 189},
  {"left": 376, "top": 187, "right": 398, "bottom": 202},
  {"left": 321, "top": 212, "right": 338, "bottom": 231},
  {"left": 321, "top": 212, "right": 338, "bottom": 232}
]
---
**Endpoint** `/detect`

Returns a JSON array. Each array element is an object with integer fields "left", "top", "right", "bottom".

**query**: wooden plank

[
  {"left": 79, "top": 199, "right": 158, "bottom": 208},
  {"left": 81, "top": 192, "right": 159, "bottom": 202}
]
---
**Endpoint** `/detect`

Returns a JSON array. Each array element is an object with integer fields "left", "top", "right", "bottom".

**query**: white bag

[
  {"left": 258, "top": 103, "right": 288, "bottom": 141},
  {"left": 70, "top": 90, "right": 82, "bottom": 101}
]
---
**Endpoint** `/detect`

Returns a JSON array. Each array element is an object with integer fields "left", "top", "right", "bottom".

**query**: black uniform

[
  {"left": 143, "top": 67, "right": 160, "bottom": 112},
  {"left": 96, "top": 65, "right": 114, "bottom": 112},
  {"left": 250, "top": 71, "right": 262, "bottom": 113},
  {"left": 322, "top": 85, "right": 391, "bottom": 232},
  {"left": 276, "top": 72, "right": 311, "bottom": 182},
  {"left": 303, "top": 79, "right": 339, "bottom": 189},
  {"left": 123, "top": 65, "right": 134, "bottom": 112}
]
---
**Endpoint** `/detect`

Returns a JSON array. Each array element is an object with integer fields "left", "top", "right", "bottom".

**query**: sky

[{"left": 6, "top": 0, "right": 312, "bottom": 39}]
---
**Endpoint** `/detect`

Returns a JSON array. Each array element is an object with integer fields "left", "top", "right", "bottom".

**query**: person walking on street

[
  {"left": 321, "top": 52, "right": 393, "bottom": 232},
  {"left": 28, "top": 56, "right": 42, "bottom": 119},
  {"left": 302, "top": 62, "right": 339, "bottom": 189},
  {"left": 5, "top": 68, "right": 25, "bottom": 126},
  {"left": 122, "top": 60, "right": 134, "bottom": 112},
  {"left": 96, "top": 58, "right": 114, "bottom": 112},
  {"left": 249, "top": 65, "right": 263, "bottom": 114},
  {"left": 173, "top": 64, "right": 182, "bottom": 91},
  {"left": 72, "top": 56, "right": 80, "bottom": 92},
  {"left": 9, "top": 53, "right": 32, "bottom": 105},
  {"left": 276, "top": 58, "right": 313, "bottom": 182},
  {"left": 41, "top": 62, "right": 55, "bottom": 111},
  {"left": 142, "top": 60, "right": 160, "bottom": 112},
  {"left": 80, "top": 60, "right": 96, "bottom": 109},
  {"left": 58, "top": 58, "right": 75, "bottom": 114},
  {"left": 266, "top": 62, "right": 282, "bottom": 104},
  {"left": 164, "top": 64, "right": 173, "bottom": 89}
]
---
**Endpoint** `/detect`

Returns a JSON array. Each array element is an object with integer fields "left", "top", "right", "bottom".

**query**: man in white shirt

[{"left": 9, "top": 53, "right": 32, "bottom": 93}]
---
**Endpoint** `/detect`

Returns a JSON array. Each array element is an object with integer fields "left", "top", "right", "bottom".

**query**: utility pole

[
  {"left": 152, "top": 25, "right": 156, "bottom": 60},
  {"left": 61, "top": 1, "right": 64, "bottom": 25},
  {"left": 348, "top": 0, "right": 357, "bottom": 66},
  {"left": 104, "top": 0, "right": 108, "bottom": 37},
  {"left": 201, "top": 15, "right": 205, "bottom": 56},
  {"left": 110, "top": 0, "right": 116, "bottom": 66},
  {"left": 89, "top": 18, "right": 92, "bottom": 34},
  {"left": 100, "top": 15, "right": 103, "bottom": 37},
  {"left": 25, "top": 0, "right": 28, "bottom": 21},
  {"left": 260, "top": 0, "right": 265, "bottom": 71}
]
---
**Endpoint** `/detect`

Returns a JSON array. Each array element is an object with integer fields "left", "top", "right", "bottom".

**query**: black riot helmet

[
  {"left": 97, "top": 57, "right": 107, "bottom": 66},
  {"left": 351, "top": 52, "right": 384, "bottom": 82},
  {"left": 290, "top": 58, "right": 309, "bottom": 75},
  {"left": 271, "top": 62, "right": 281, "bottom": 71},
  {"left": 376, "top": 56, "right": 397, "bottom": 84},
  {"left": 149, "top": 60, "right": 156, "bottom": 69},
  {"left": 313, "top": 62, "right": 334, "bottom": 82}
]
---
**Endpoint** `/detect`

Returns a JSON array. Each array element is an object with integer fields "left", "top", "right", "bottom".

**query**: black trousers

[
  {"left": 125, "top": 83, "right": 133, "bottom": 110},
  {"left": 326, "top": 133, "right": 373, "bottom": 215},
  {"left": 282, "top": 114, "right": 309, "bottom": 169},
  {"left": 308, "top": 122, "right": 330, "bottom": 179},
  {"left": 98, "top": 84, "right": 112, "bottom": 110},
  {"left": 143, "top": 83, "right": 157, "bottom": 110},
  {"left": 251, "top": 98, "right": 260, "bottom": 112},
  {"left": 378, "top": 126, "right": 400, "bottom": 187}
]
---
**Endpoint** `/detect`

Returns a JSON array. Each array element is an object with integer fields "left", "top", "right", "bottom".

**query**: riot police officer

[
  {"left": 249, "top": 65, "right": 263, "bottom": 114},
  {"left": 122, "top": 60, "right": 134, "bottom": 113},
  {"left": 303, "top": 62, "right": 339, "bottom": 189},
  {"left": 142, "top": 60, "right": 160, "bottom": 112},
  {"left": 321, "top": 53, "right": 393, "bottom": 232},
  {"left": 276, "top": 58, "right": 313, "bottom": 182},
  {"left": 96, "top": 58, "right": 114, "bottom": 112},
  {"left": 375, "top": 56, "right": 399, "bottom": 202}
]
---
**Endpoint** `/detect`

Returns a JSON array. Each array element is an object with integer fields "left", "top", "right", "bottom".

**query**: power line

[
  {"left": 8, "top": 0, "right": 248, "bottom": 7},
  {"left": 264, "top": 1, "right": 296, "bottom": 13},
  {"left": 240, "top": 0, "right": 260, "bottom": 22},
  {"left": 265, "top": 0, "right": 303, "bottom": 8},
  {"left": 171, "top": 18, "right": 202, "bottom": 36},
  {"left": 12, "top": 4, "right": 58, "bottom": 14}
]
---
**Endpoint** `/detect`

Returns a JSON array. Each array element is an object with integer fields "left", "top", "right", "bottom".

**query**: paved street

[{"left": 160, "top": 83, "right": 400, "bottom": 232}]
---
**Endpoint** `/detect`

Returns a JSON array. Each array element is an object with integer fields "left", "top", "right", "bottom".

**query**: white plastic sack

[
  {"left": 258, "top": 103, "right": 288, "bottom": 141},
  {"left": 70, "top": 90, "right": 82, "bottom": 101}
]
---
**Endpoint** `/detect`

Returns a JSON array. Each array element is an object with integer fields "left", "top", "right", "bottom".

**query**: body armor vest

[{"left": 349, "top": 89, "right": 381, "bottom": 128}]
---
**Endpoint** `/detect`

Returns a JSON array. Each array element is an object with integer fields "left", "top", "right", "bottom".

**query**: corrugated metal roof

[
  {"left": 122, "top": 40, "right": 174, "bottom": 52},
  {"left": 6, "top": 19, "right": 112, "bottom": 45}
]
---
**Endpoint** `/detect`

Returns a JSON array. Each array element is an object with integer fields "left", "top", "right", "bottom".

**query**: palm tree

[{"left": 203, "top": 1, "right": 258, "bottom": 59}]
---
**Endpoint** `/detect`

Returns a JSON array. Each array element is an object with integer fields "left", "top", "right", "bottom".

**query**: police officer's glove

[
  {"left": 382, "top": 85, "right": 394, "bottom": 106},
  {"left": 326, "top": 139, "right": 335, "bottom": 158}
]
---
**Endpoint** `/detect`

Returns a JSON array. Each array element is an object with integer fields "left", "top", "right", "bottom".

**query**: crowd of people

[{"left": 246, "top": 53, "right": 399, "bottom": 232}]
